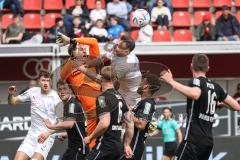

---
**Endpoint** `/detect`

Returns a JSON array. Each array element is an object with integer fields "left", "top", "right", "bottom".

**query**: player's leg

[
  {"left": 33, "top": 137, "right": 54, "bottom": 160},
  {"left": 14, "top": 151, "right": 30, "bottom": 160}
]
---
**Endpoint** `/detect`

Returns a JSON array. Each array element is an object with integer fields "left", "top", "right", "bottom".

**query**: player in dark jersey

[
  {"left": 120, "top": 73, "right": 161, "bottom": 160},
  {"left": 160, "top": 53, "right": 240, "bottom": 160},
  {"left": 84, "top": 66, "right": 134, "bottom": 160},
  {"left": 43, "top": 79, "right": 88, "bottom": 160}
]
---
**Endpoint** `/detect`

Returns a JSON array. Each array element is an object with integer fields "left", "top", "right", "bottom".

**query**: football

[{"left": 132, "top": 9, "right": 151, "bottom": 27}]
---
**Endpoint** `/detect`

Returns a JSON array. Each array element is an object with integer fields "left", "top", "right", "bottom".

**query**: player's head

[
  {"left": 137, "top": 74, "right": 160, "bottom": 96},
  {"left": 100, "top": 66, "right": 118, "bottom": 84},
  {"left": 38, "top": 70, "right": 52, "bottom": 93},
  {"left": 113, "top": 35, "right": 135, "bottom": 57},
  {"left": 162, "top": 107, "right": 173, "bottom": 119},
  {"left": 57, "top": 79, "right": 72, "bottom": 102},
  {"left": 191, "top": 53, "right": 209, "bottom": 74}
]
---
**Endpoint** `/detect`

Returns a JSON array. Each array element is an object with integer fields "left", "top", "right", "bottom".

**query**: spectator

[
  {"left": 107, "top": 0, "right": 131, "bottom": 31},
  {"left": 163, "top": 0, "right": 173, "bottom": 15},
  {"left": 107, "top": 16, "right": 125, "bottom": 40},
  {"left": 151, "top": 0, "right": 171, "bottom": 30},
  {"left": 2, "top": 14, "right": 24, "bottom": 44},
  {"left": 131, "top": 0, "right": 147, "bottom": 10},
  {"left": 122, "top": 0, "right": 132, "bottom": 14},
  {"left": 89, "top": 19, "right": 108, "bottom": 42},
  {"left": 216, "top": 5, "right": 240, "bottom": 41},
  {"left": 89, "top": 0, "right": 107, "bottom": 23},
  {"left": 64, "top": 0, "right": 89, "bottom": 35},
  {"left": 0, "top": 0, "right": 24, "bottom": 16},
  {"left": 137, "top": 24, "right": 153, "bottom": 43},
  {"left": 46, "top": 18, "right": 66, "bottom": 43},
  {"left": 68, "top": 16, "right": 88, "bottom": 38},
  {"left": 233, "top": 83, "right": 240, "bottom": 100},
  {"left": 195, "top": 14, "right": 216, "bottom": 41}
]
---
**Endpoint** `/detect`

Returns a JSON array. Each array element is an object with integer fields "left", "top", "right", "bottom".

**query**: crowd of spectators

[{"left": 0, "top": 0, "right": 240, "bottom": 44}]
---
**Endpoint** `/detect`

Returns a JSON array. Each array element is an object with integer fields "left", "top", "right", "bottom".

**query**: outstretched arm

[
  {"left": 8, "top": 86, "right": 23, "bottom": 105},
  {"left": 223, "top": 95, "right": 240, "bottom": 111},
  {"left": 160, "top": 70, "right": 201, "bottom": 100}
]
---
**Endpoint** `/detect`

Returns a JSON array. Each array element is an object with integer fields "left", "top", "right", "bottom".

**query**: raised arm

[
  {"left": 160, "top": 70, "right": 201, "bottom": 100},
  {"left": 8, "top": 86, "right": 23, "bottom": 105}
]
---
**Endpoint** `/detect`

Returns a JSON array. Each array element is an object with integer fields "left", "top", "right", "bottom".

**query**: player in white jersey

[
  {"left": 8, "top": 70, "right": 62, "bottom": 160},
  {"left": 59, "top": 35, "right": 142, "bottom": 107}
]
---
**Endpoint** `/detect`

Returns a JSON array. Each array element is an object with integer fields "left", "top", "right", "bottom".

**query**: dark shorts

[
  {"left": 164, "top": 142, "right": 177, "bottom": 157},
  {"left": 62, "top": 148, "right": 87, "bottom": 160},
  {"left": 175, "top": 141, "right": 213, "bottom": 160},
  {"left": 86, "top": 142, "right": 121, "bottom": 160}
]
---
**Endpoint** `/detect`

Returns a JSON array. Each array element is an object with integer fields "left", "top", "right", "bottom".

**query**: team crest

[{"left": 98, "top": 96, "right": 106, "bottom": 108}]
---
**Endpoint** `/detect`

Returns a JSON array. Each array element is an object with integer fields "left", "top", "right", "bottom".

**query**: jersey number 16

[{"left": 206, "top": 90, "right": 217, "bottom": 115}]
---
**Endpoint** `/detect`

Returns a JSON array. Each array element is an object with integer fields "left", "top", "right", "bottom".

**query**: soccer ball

[{"left": 132, "top": 9, "right": 151, "bottom": 27}]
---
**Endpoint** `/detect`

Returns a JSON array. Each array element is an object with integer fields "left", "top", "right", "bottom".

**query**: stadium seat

[
  {"left": 87, "top": 0, "right": 106, "bottom": 10},
  {"left": 192, "top": 0, "right": 211, "bottom": 8},
  {"left": 174, "top": 29, "right": 192, "bottom": 41},
  {"left": 152, "top": 30, "right": 171, "bottom": 42},
  {"left": 172, "top": 0, "right": 189, "bottom": 8},
  {"left": 213, "top": 0, "right": 232, "bottom": 8},
  {"left": 173, "top": 11, "right": 191, "bottom": 27},
  {"left": 24, "top": 13, "right": 41, "bottom": 29},
  {"left": 65, "top": 0, "right": 75, "bottom": 9},
  {"left": 237, "top": 11, "right": 240, "bottom": 22},
  {"left": 235, "top": 0, "right": 240, "bottom": 8},
  {"left": 1, "top": 14, "right": 13, "bottom": 29},
  {"left": 131, "top": 30, "right": 139, "bottom": 41},
  {"left": 44, "top": 0, "right": 63, "bottom": 11},
  {"left": 194, "top": 11, "right": 212, "bottom": 26},
  {"left": 23, "top": 0, "right": 42, "bottom": 11},
  {"left": 44, "top": 13, "right": 62, "bottom": 29}
]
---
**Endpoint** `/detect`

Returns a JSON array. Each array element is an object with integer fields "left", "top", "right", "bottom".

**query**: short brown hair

[
  {"left": 145, "top": 74, "right": 161, "bottom": 95},
  {"left": 56, "top": 79, "right": 67, "bottom": 88},
  {"left": 101, "top": 66, "right": 118, "bottom": 81},
  {"left": 120, "top": 35, "right": 135, "bottom": 52},
  {"left": 38, "top": 70, "right": 52, "bottom": 79},
  {"left": 192, "top": 53, "right": 209, "bottom": 72}
]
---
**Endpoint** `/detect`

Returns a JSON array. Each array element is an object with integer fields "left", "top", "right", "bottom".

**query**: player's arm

[
  {"left": 123, "top": 111, "right": 134, "bottom": 158},
  {"left": 8, "top": 86, "right": 24, "bottom": 105},
  {"left": 44, "top": 118, "right": 75, "bottom": 130},
  {"left": 133, "top": 116, "right": 148, "bottom": 130},
  {"left": 77, "top": 65, "right": 103, "bottom": 83},
  {"left": 223, "top": 95, "right": 240, "bottom": 111},
  {"left": 84, "top": 113, "right": 110, "bottom": 144},
  {"left": 176, "top": 128, "right": 182, "bottom": 144},
  {"left": 160, "top": 70, "right": 201, "bottom": 100}
]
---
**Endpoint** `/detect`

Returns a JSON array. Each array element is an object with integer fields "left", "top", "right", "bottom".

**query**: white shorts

[{"left": 17, "top": 134, "right": 55, "bottom": 159}]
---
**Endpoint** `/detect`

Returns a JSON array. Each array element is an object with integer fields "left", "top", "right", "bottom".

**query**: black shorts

[
  {"left": 62, "top": 148, "right": 87, "bottom": 160},
  {"left": 163, "top": 142, "right": 177, "bottom": 157},
  {"left": 175, "top": 141, "right": 213, "bottom": 160},
  {"left": 86, "top": 143, "right": 121, "bottom": 160}
]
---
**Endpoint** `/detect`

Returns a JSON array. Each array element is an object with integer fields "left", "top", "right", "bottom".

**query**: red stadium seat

[
  {"left": 172, "top": 0, "right": 189, "bottom": 8},
  {"left": 215, "top": 11, "right": 223, "bottom": 20},
  {"left": 152, "top": 30, "right": 171, "bottom": 42},
  {"left": 87, "top": 0, "right": 106, "bottom": 9},
  {"left": 65, "top": 0, "right": 75, "bottom": 9},
  {"left": 237, "top": 11, "right": 240, "bottom": 22},
  {"left": 44, "top": 13, "right": 62, "bottom": 29},
  {"left": 213, "top": 0, "right": 232, "bottom": 8},
  {"left": 194, "top": 11, "right": 212, "bottom": 25},
  {"left": 174, "top": 29, "right": 192, "bottom": 41},
  {"left": 173, "top": 11, "right": 191, "bottom": 27},
  {"left": 235, "top": 0, "right": 240, "bottom": 7},
  {"left": 192, "top": 0, "right": 211, "bottom": 8},
  {"left": 23, "top": 0, "right": 42, "bottom": 11},
  {"left": 131, "top": 30, "right": 139, "bottom": 40},
  {"left": 44, "top": 0, "right": 63, "bottom": 11},
  {"left": 24, "top": 13, "right": 41, "bottom": 29},
  {"left": 1, "top": 14, "right": 13, "bottom": 29}
]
